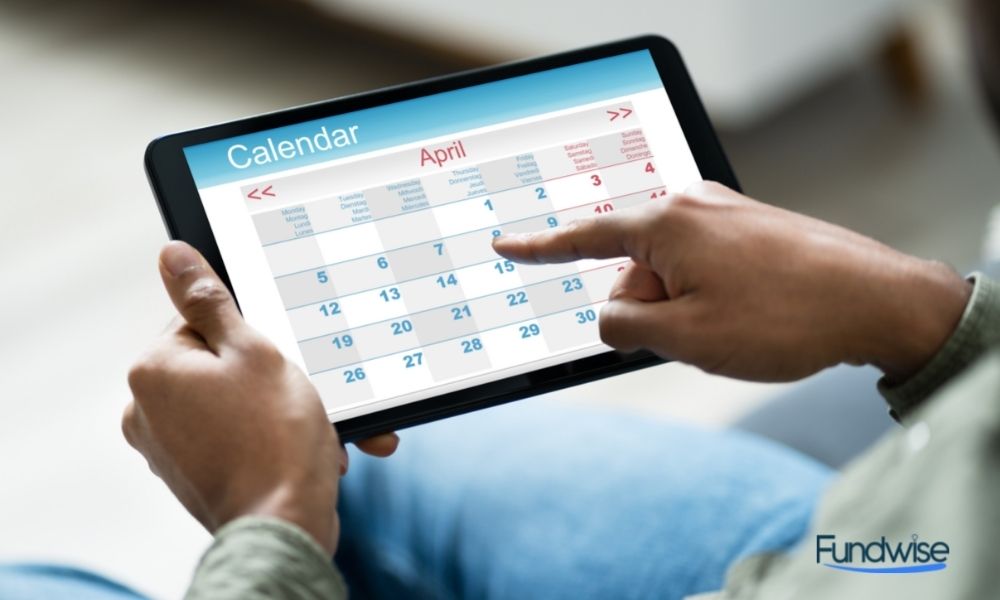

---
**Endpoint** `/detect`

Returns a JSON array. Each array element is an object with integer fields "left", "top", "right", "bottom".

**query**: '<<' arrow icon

[
  {"left": 607, "top": 107, "right": 634, "bottom": 122},
  {"left": 247, "top": 185, "right": 276, "bottom": 200}
]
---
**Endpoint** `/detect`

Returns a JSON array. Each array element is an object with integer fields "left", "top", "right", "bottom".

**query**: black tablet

[{"left": 145, "top": 35, "right": 739, "bottom": 442}]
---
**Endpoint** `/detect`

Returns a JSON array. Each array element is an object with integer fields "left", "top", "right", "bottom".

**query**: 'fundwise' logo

[{"left": 816, "top": 534, "right": 949, "bottom": 573}]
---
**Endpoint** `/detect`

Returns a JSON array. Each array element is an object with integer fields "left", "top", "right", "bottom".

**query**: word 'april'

[{"left": 420, "top": 140, "right": 468, "bottom": 168}]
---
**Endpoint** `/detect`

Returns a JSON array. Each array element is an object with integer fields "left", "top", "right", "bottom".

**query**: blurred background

[{"left": 1, "top": 0, "right": 998, "bottom": 597}]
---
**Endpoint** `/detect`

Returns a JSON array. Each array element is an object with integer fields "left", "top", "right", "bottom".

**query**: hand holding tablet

[
  {"left": 124, "top": 241, "right": 398, "bottom": 554},
  {"left": 494, "top": 181, "right": 971, "bottom": 383},
  {"left": 144, "top": 36, "right": 739, "bottom": 440}
]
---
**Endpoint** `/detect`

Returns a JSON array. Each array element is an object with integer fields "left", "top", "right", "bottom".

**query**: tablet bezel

[{"left": 144, "top": 35, "right": 739, "bottom": 442}]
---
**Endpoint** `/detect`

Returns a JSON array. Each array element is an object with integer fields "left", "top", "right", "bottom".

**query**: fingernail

[{"left": 161, "top": 242, "right": 203, "bottom": 277}]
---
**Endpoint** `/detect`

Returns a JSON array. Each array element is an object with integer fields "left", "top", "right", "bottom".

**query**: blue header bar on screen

[
  {"left": 184, "top": 50, "right": 663, "bottom": 188},
  {"left": 183, "top": 50, "right": 662, "bottom": 187}
]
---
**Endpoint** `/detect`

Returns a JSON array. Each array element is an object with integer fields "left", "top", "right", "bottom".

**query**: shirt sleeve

[
  {"left": 878, "top": 273, "right": 1000, "bottom": 420},
  {"left": 184, "top": 516, "right": 348, "bottom": 600}
]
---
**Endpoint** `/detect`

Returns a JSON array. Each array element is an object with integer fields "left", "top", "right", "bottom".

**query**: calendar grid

[
  {"left": 178, "top": 46, "right": 713, "bottom": 420},
  {"left": 295, "top": 258, "right": 626, "bottom": 375},
  {"left": 280, "top": 189, "right": 659, "bottom": 311},
  {"left": 273, "top": 187, "right": 659, "bottom": 281},
  {"left": 307, "top": 297, "right": 610, "bottom": 376},
  {"left": 258, "top": 136, "right": 649, "bottom": 248},
  {"left": 249, "top": 109, "right": 662, "bottom": 408},
  {"left": 294, "top": 259, "right": 624, "bottom": 347},
  {"left": 317, "top": 341, "right": 615, "bottom": 415}
]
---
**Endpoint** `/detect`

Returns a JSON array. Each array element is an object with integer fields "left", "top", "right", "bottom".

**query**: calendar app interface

[{"left": 183, "top": 50, "right": 701, "bottom": 422}]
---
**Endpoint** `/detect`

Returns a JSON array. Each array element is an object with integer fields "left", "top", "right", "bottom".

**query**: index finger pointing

[{"left": 492, "top": 211, "right": 641, "bottom": 264}]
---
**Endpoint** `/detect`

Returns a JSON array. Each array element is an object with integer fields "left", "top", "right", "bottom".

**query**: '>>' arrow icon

[
  {"left": 247, "top": 185, "right": 276, "bottom": 200},
  {"left": 606, "top": 107, "right": 634, "bottom": 122}
]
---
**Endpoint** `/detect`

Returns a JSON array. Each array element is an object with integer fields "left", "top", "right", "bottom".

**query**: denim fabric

[
  {"left": 0, "top": 564, "right": 147, "bottom": 600},
  {"left": 734, "top": 365, "right": 891, "bottom": 468},
  {"left": 338, "top": 398, "right": 832, "bottom": 600}
]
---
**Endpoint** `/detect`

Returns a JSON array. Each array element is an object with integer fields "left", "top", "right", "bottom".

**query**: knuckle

[
  {"left": 563, "top": 218, "right": 589, "bottom": 233},
  {"left": 121, "top": 402, "right": 137, "bottom": 445},
  {"left": 181, "top": 279, "right": 229, "bottom": 314},
  {"left": 127, "top": 356, "right": 158, "bottom": 394},
  {"left": 559, "top": 218, "right": 591, "bottom": 242},
  {"left": 648, "top": 193, "right": 679, "bottom": 218},
  {"left": 653, "top": 191, "right": 704, "bottom": 232},
  {"left": 637, "top": 201, "right": 678, "bottom": 244},
  {"left": 127, "top": 344, "right": 173, "bottom": 397},
  {"left": 683, "top": 180, "right": 719, "bottom": 197},
  {"left": 239, "top": 333, "right": 284, "bottom": 366},
  {"left": 664, "top": 190, "right": 700, "bottom": 212}
]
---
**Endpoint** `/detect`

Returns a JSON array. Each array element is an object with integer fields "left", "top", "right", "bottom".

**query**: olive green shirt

[
  {"left": 185, "top": 516, "right": 346, "bottom": 600},
  {"left": 185, "top": 275, "right": 1000, "bottom": 600}
]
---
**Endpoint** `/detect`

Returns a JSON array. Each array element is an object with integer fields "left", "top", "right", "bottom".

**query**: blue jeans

[
  {"left": 0, "top": 564, "right": 146, "bottom": 600},
  {"left": 337, "top": 398, "right": 832, "bottom": 600},
  {"left": 0, "top": 399, "right": 831, "bottom": 599}
]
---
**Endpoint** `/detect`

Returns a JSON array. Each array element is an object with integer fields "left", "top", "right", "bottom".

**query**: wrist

[
  {"left": 214, "top": 479, "right": 339, "bottom": 555},
  {"left": 861, "top": 258, "right": 972, "bottom": 382}
]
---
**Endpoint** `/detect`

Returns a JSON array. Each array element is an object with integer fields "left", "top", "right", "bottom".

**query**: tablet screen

[{"left": 182, "top": 50, "right": 701, "bottom": 422}]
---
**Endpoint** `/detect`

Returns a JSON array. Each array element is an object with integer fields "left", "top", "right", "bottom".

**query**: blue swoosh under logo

[{"left": 823, "top": 563, "right": 947, "bottom": 574}]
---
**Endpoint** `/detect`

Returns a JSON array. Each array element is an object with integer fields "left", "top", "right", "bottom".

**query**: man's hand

[
  {"left": 123, "top": 241, "right": 397, "bottom": 555},
  {"left": 494, "top": 182, "right": 972, "bottom": 383}
]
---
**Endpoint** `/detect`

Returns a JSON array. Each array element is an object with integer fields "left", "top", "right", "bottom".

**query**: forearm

[
  {"left": 185, "top": 517, "right": 347, "bottom": 600},
  {"left": 879, "top": 273, "right": 1000, "bottom": 420}
]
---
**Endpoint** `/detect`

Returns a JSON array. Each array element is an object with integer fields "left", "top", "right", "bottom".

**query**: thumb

[
  {"left": 159, "top": 241, "right": 243, "bottom": 352},
  {"left": 598, "top": 296, "right": 692, "bottom": 358}
]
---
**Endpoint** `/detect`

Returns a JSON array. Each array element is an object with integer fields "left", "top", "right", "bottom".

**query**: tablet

[{"left": 145, "top": 36, "right": 739, "bottom": 442}]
